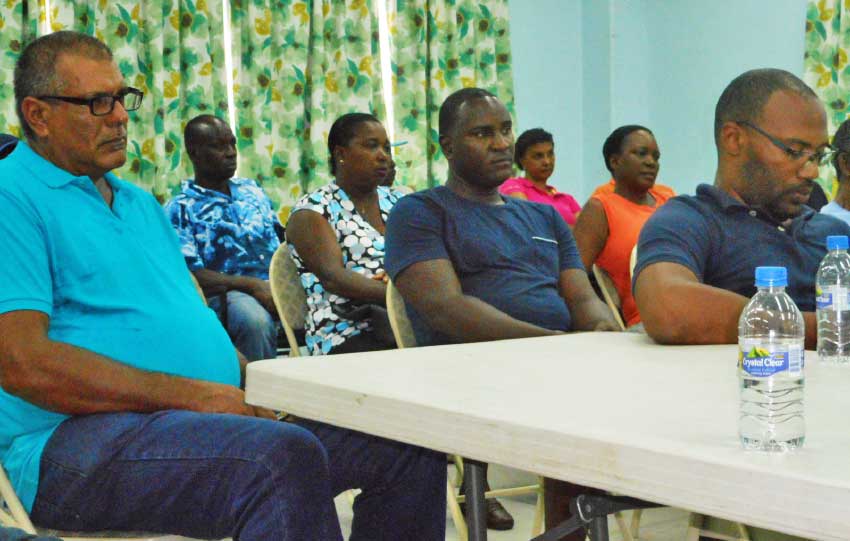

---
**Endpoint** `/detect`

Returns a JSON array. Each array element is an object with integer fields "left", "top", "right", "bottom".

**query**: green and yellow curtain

[
  {"left": 0, "top": 1, "right": 40, "bottom": 137},
  {"left": 389, "top": 0, "right": 514, "bottom": 190},
  {"left": 230, "top": 0, "right": 384, "bottom": 215},
  {"left": 805, "top": 0, "right": 850, "bottom": 197}
]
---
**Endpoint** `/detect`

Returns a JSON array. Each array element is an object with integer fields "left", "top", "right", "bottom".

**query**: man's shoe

[
  {"left": 486, "top": 498, "right": 514, "bottom": 531},
  {"left": 457, "top": 498, "right": 515, "bottom": 531}
]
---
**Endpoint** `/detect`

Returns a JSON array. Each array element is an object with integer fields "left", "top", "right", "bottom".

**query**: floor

[{"left": 335, "top": 463, "right": 692, "bottom": 540}]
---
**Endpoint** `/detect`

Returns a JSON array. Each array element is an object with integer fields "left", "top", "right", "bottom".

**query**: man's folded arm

[
  {"left": 0, "top": 309, "right": 255, "bottom": 417},
  {"left": 394, "top": 259, "right": 562, "bottom": 343},
  {"left": 636, "top": 261, "right": 818, "bottom": 348}
]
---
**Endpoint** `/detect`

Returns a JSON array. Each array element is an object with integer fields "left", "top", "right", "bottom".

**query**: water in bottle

[
  {"left": 816, "top": 235, "right": 850, "bottom": 364},
  {"left": 738, "top": 266, "right": 805, "bottom": 452}
]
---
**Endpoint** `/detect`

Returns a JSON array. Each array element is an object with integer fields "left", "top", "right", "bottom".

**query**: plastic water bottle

[
  {"left": 738, "top": 266, "right": 805, "bottom": 452},
  {"left": 816, "top": 235, "right": 850, "bottom": 364}
]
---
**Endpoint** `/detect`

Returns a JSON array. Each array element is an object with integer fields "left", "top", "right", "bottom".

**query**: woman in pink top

[{"left": 499, "top": 128, "right": 582, "bottom": 226}]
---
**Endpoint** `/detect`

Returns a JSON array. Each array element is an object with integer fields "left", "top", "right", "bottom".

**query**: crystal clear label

[
  {"left": 738, "top": 339, "right": 804, "bottom": 377},
  {"left": 816, "top": 285, "right": 850, "bottom": 311}
]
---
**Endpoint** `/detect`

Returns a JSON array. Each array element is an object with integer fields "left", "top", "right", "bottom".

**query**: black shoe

[
  {"left": 486, "top": 499, "right": 514, "bottom": 531},
  {"left": 458, "top": 497, "right": 515, "bottom": 530}
]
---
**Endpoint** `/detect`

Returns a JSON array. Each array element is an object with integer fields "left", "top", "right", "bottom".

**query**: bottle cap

[
  {"left": 827, "top": 235, "right": 849, "bottom": 251},
  {"left": 754, "top": 266, "right": 787, "bottom": 287}
]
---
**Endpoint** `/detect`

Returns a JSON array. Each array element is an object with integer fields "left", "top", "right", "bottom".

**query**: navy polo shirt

[
  {"left": 384, "top": 185, "right": 583, "bottom": 346},
  {"left": 0, "top": 142, "right": 239, "bottom": 511},
  {"left": 634, "top": 183, "right": 850, "bottom": 310}
]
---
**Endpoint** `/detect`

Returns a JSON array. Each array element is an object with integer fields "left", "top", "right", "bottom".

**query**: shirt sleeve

[
  {"left": 565, "top": 194, "right": 582, "bottom": 214},
  {"left": 0, "top": 190, "right": 52, "bottom": 315},
  {"left": 384, "top": 194, "right": 449, "bottom": 281},
  {"left": 552, "top": 206, "right": 584, "bottom": 272},
  {"left": 164, "top": 200, "right": 204, "bottom": 271},
  {"left": 634, "top": 198, "right": 712, "bottom": 283}
]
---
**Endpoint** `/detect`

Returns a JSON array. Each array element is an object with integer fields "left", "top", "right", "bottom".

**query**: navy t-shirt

[
  {"left": 384, "top": 185, "right": 584, "bottom": 345},
  {"left": 634, "top": 183, "right": 850, "bottom": 311}
]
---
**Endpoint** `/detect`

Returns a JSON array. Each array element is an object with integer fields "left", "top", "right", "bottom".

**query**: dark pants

[
  {"left": 32, "top": 411, "right": 446, "bottom": 541},
  {"left": 544, "top": 477, "right": 606, "bottom": 540}
]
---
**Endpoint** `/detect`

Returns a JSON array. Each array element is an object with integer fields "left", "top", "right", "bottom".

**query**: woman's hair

[
  {"left": 327, "top": 112, "right": 381, "bottom": 175},
  {"left": 514, "top": 128, "right": 554, "bottom": 168},
  {"left": 833, "top": 118, "right": 850, "bottom": 182},
  {"left": 602, "top": 125, "right": 653, "bottom": 173}
]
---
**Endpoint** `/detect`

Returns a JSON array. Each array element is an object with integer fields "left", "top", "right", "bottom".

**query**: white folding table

[{"left": 245, "top": 332, "right": 850, "bottom": 541}]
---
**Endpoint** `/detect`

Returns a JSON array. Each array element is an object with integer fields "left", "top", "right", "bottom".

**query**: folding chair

[
  {"left": 0, "top": 464, "right": 214, "bottom": 541},
  {"left": 386, "top": 279, "right": 545, "bottom": 540},
  {"left": 268, "top": 244, "right": 309, "bottom": 357},
  {"left": 592, "top": 265, "right": 626, "bottom": 331}
]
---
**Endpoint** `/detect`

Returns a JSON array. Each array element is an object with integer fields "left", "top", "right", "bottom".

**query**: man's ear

[
  {"left": 718, "top": 120, "right": 745, "bottom": 157},
  {"left": 439, "top": 134, "right": 452, "bottom": 160},
  {"left": 21, "top": 97, "right": 51, "bottom": 139}
]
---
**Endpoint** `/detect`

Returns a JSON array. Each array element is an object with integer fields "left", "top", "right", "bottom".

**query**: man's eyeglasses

[
  {"left": 737, "top": 120, "right": 833, "bottom": 166},
  {"left": 37, "top": 87, "right": 144, "bottom": 116}
]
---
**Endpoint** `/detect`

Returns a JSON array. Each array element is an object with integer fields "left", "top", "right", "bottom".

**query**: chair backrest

[
  {"left": 592, "top": 264, "right": 626, "bottom": 331},
  {"left": 629, "top": 244, "right": 638, "bottom": 281},
  {"left": 386, "top": 279, "right": 417, "bottom": 349},
  {"left": 269, "top": 244, "right": 309, "bottom": 356}
]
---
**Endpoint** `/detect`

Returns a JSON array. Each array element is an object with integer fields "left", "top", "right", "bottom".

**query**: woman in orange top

[{"left": 573, "top": 125, "right": 675, "bottom": 327}]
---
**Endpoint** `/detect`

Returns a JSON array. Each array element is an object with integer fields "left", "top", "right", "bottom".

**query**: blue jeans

[
  {"left": 208, "top": 290, "right": 277, "bottom": 361},
  {"left": 31, "top": 411, "right": 446, "bottom": 541}
]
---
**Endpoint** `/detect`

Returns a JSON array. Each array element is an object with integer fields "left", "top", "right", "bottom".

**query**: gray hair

[{"left": 14, "top": 31, "right": 114, "bottom": 139}]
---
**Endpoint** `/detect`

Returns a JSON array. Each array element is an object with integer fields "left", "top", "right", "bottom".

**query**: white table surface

[{"left": 245, "top": 332, "right": 850, "bottom": 541}]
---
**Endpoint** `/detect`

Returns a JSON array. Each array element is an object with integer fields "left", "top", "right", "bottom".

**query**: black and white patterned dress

[{"left": 289, "top": 182, "right": 403, "bottom": 355}]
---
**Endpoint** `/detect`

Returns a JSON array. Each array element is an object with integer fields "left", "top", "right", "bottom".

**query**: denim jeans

[
  {"left": 208, "top": 290, "right": 277, "bottom": 361},
  {"left": 31, "top": 411, "right": 446, "bottom": 541}
]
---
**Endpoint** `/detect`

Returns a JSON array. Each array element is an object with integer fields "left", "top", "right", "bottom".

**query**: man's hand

[
  {"left": 248, "top": 280, "right": 278, "bottom": 316},
  {"left": 194, "top": 381, "right": 278, "bottom": 420}
]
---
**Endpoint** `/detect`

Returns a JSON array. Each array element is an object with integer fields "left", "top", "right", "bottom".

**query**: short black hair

[
  {"left": 602, "top": 125, "right": 652, "bottom": 173},
  {"left": 514, "top": 128, "right": 553, "bottom": 169},
  {"left": 714, "top": 68, "right": 817, "bottom": 145},
  {"left": 327, "top": 112, "right": 380, "bottom": 175},
  {"left": 439, "top": 87, "right": 496, "bottom": 137},
  {"left": 14, "top": 31, "right": 114, "bottom": 139},
  {"left": 184, "top": 114, "right": 223, "bottom": 150},
  {"left": 832, "top": 118, "right": 850, "bottom": 182}
]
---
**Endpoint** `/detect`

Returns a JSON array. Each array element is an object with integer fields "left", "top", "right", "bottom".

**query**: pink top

[{"left": 499, "top": 177, "right": 582, "bottom": 225}]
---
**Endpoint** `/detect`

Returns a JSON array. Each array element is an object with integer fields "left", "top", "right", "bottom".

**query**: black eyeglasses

[
  {"left": 36, "top": 87, "right": 144, "bottom": 116},
  {"left": 736, "top": 120, "right": 833, "bottom": 166}
]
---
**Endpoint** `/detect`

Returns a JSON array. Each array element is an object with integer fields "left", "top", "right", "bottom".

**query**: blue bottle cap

[
  {"left": 827, "top": 235, "right": 849, "bottom": 251},
  {"left": 754, "top": 266, "right": 787, "bottom": 287}
]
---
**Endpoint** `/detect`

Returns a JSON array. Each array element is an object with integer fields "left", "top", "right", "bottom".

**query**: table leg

[
  {"left": 464, "top": 458, "right": 487, "bottom": 541},
  {"left": 588, "top": 514, "right": 609, "bottom": 541}
]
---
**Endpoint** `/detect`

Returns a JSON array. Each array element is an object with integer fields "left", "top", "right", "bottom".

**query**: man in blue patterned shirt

[{"left": 165, "top": 115, "right": 281, "bottom": 360}]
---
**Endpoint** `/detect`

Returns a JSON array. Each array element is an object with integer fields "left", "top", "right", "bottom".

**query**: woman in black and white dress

[{"left": 286, "top": 113, "right": 403, "bottom": 355}]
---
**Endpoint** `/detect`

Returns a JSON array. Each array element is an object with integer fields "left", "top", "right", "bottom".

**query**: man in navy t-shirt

[
  {"left": 634, "top": 68, "right": 850, "bottom": 350},
  {"left": 384, "top": 87, "right": 618, "bottom": 537}
]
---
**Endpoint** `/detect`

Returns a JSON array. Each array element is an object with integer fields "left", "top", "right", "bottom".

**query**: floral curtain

[
  {"left": 388, "top": 0, "right": 515, "bottom": 190},
  {"left": 50, "top": 0, "right": 228, "bottom": 200},
  {"left": 0, "top": 1, "right": 41, "bottom": 137},
  {"left": 230, "top": 0, "right": 384, "bottom": 216},
  {"left": 804, "top": 0, "right": 850, "bottom": 197}
]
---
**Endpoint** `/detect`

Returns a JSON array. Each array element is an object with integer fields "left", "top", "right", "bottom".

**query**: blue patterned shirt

[{"left": 165, "top": 178, "right": 282, "bottom": 279}]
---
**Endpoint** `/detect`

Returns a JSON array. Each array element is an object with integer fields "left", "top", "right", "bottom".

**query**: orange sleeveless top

[{"left": 594, "top": 185, "right": 675, "bottom": 326}]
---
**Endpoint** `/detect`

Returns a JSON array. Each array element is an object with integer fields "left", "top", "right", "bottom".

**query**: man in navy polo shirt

[
  {"left": 384, "top": 87, "right": 618, "bottom": 536},
  {"left": 634, "top": 68, "right": 850, "bottom": 349},
  {"left": 0, "top": 31, "right": 445, "bottom": 541}
]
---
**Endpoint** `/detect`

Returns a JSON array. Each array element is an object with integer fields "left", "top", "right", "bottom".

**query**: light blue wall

[
  {"left": 509, "top": 0, "right": 808, "bottom": 202},
  {"left": 508, "top": 0, "right": 585, "bottom": 199}
]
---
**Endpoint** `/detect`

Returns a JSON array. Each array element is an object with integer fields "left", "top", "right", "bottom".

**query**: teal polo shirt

[{"left": 0, "top": 142, "right": 240, "bottom": 511}]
